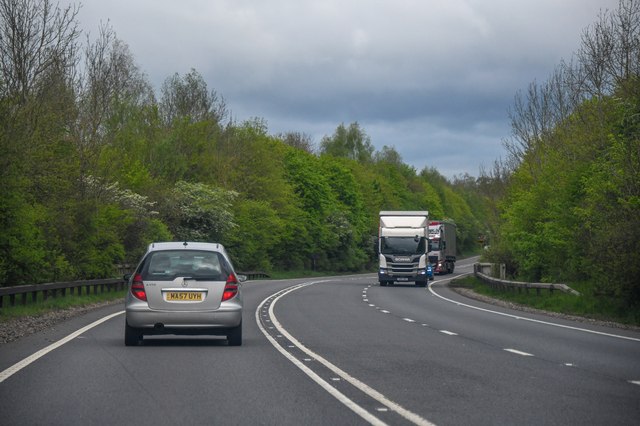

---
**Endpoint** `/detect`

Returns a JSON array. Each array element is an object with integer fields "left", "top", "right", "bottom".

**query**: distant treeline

[{"left": 0, "top": 0, "right": 487, "bottom": 285}]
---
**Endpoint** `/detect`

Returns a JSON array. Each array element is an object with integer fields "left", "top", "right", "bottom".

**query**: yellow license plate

[{"left": 166, "top": 292, "right": 203, "bottom": 301}]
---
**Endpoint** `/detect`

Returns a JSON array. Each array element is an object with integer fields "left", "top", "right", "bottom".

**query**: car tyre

[
  {"left": 125, "top": 321, "right": 142, "bottom": 346},
  {"left": 227, "top": 322, "right": 242, "bottom": 346}
]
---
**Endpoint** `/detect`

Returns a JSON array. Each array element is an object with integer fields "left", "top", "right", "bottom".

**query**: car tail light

[
  {"left": 131, "top": 274, "right": 147, "bottom": 301},
  {"left": 222, "top": 273, "right": 239, "bottom": 301}
]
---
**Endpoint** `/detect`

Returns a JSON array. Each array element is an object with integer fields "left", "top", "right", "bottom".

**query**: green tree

[{"left": 320, "top": 122, "right": 374, "bottom": 163}]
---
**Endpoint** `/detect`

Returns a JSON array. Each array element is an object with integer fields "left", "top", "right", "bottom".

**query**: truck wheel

[
  {"left": 380, "top": 281, "right": 387, "bottom": 287},
  {"left": 416, "top": 282, "right": 426, "bottom": 288}
]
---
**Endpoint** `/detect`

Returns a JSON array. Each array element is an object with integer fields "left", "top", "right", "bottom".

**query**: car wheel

[
  {"left": 125, "top": 321, "right": 142, "bottom": 346},
  {"left": 227, "top": 322, "right": 242, "bottom": 346}
]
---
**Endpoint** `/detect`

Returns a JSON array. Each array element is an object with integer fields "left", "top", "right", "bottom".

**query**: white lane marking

[
  {"left": 440, "top": 330, "right": 457, "bottom": 336},
  {"left": 630, "top": 380, "right": 640, "bottom": 386},
  {"left": 403, "top": 318, "right": 415, "bottom": 323},
  {"left": 0, "top": 311, "right": 124, "bottom": 384},
  {"left": 255, "top": 286, "right": 388, "bottom": 426},
  {"left": 504, "top": 348, "right": 534, "bottom": 357},
  {"left": 380, "top": 310, "right": 390, "bottom": 314},
  {"left": 257, "top": 282, "right": 436, "bottom": 426},
  {"left": 428, "top": 276, "right": 640, "bottom": 343}
]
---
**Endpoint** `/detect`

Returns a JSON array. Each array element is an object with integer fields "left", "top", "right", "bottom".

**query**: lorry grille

[{"left": 386, "top": 255, "right": 420, "bottom": 275}]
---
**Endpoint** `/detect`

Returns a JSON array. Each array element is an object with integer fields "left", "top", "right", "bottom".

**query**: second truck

[{"left": 428, "top": 220, "right": 457, "bottom": 274}]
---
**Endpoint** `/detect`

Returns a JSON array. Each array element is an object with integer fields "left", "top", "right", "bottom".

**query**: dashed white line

[
  {"left": 257, "top": 281, "right": 436, "bottom": 426},
  {"left": 630, "top": 380, "right": 640, "bottom": 386},
  {"left": 380, "top": 310, "right": 390, "bottom": 314},
  {"left": 440, "top": 330, "right": 457, "bottom": 336},
  {"left": 403, "top": 318, "right": 416, "bottom": 323},
  {"left": 504, "top": 348, "right": 534, "bottom": 357}
]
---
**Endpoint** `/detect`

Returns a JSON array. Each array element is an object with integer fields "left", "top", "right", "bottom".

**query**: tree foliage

[
  {"left": 0, "top": 0, "right": 488, "bottom": 284},
  {"left": 489, "top": 0, "right": 640, "bottom": 307}
]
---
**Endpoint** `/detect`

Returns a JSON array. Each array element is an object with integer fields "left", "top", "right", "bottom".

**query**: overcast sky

[{"left": 67, "top": 0, "right": 618, "bottom": 178}]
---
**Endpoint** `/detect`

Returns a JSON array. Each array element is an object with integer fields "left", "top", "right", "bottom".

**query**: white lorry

[
  {"left": 428, "top": 220, "right": 457, "bottom": 274},
  {"left": 378, "top": 211, "right": 433, "bottom": 287}
]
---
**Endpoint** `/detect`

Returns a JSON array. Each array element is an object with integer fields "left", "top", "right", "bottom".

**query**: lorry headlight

[{"left": 379, "top": 268, "right": 387, "bottom": 275}]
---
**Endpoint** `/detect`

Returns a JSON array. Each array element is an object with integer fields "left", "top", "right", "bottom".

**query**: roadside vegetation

[
  {"left": 453, "top": 276, "right": 640, "bottom": 327},
  {"left": 0, "top": 0, "right": 639, "bottom": 324},
  {"left": 0, "top": 290, "right": 126, "bottom": 323}
]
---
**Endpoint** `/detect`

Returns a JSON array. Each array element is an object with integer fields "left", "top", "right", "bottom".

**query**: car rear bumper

[{"left": 126, "top": 306, "right": 242, "bottom": 331}]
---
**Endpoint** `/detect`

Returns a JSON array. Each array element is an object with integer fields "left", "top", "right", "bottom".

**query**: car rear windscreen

[{"left": 141, "top": 250, "right": 230, "bottom": 281}]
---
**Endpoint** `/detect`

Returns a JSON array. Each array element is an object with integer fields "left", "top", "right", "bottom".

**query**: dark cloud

[{"left": 66, "top": 0, "right": 619, "bottom": 177}]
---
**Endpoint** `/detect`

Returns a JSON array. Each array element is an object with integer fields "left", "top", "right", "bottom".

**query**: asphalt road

[{"left": 1, "top": 257, "right": 639, "bottom": 425}]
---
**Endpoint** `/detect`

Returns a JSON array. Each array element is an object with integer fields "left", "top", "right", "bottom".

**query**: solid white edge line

[
  {"left": 428, "top": 273, "right": 640, "bottom": 343},
  {"left": 255, "top": 284, "right": 388, "bottom": 426},
  {"left": 0, "top": 311, "right": 124, "bottom": 383},
  {"left": 259, "top": 281, "right": 436, "bottom": 426}
]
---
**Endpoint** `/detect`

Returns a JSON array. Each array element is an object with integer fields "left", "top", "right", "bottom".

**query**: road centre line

[
  {"left": 428, "top": 276, "right": 640, "bottom": 343},
  {"left": 257, "top": 281, "right": 436, "bottom": 426},
  {"left": 0, "top": 311, "right": 124, "bottom": 384}
]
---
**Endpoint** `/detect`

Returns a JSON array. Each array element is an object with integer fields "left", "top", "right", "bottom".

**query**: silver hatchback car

[{"left": 124, "top": 242, "right": 245, "bottom": 346}]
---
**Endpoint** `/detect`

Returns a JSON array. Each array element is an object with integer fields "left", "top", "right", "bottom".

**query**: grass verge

[
  {"left": 0, "top": 290, "right": 126, "bottom": 323},
  {"left": 451, "top": 275, "right": 640, "bottom": 327}
]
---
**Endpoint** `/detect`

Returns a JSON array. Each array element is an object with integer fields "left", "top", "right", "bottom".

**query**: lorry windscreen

[{"left": 380, "top": 237, "right": 426, "bottom": 255}]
